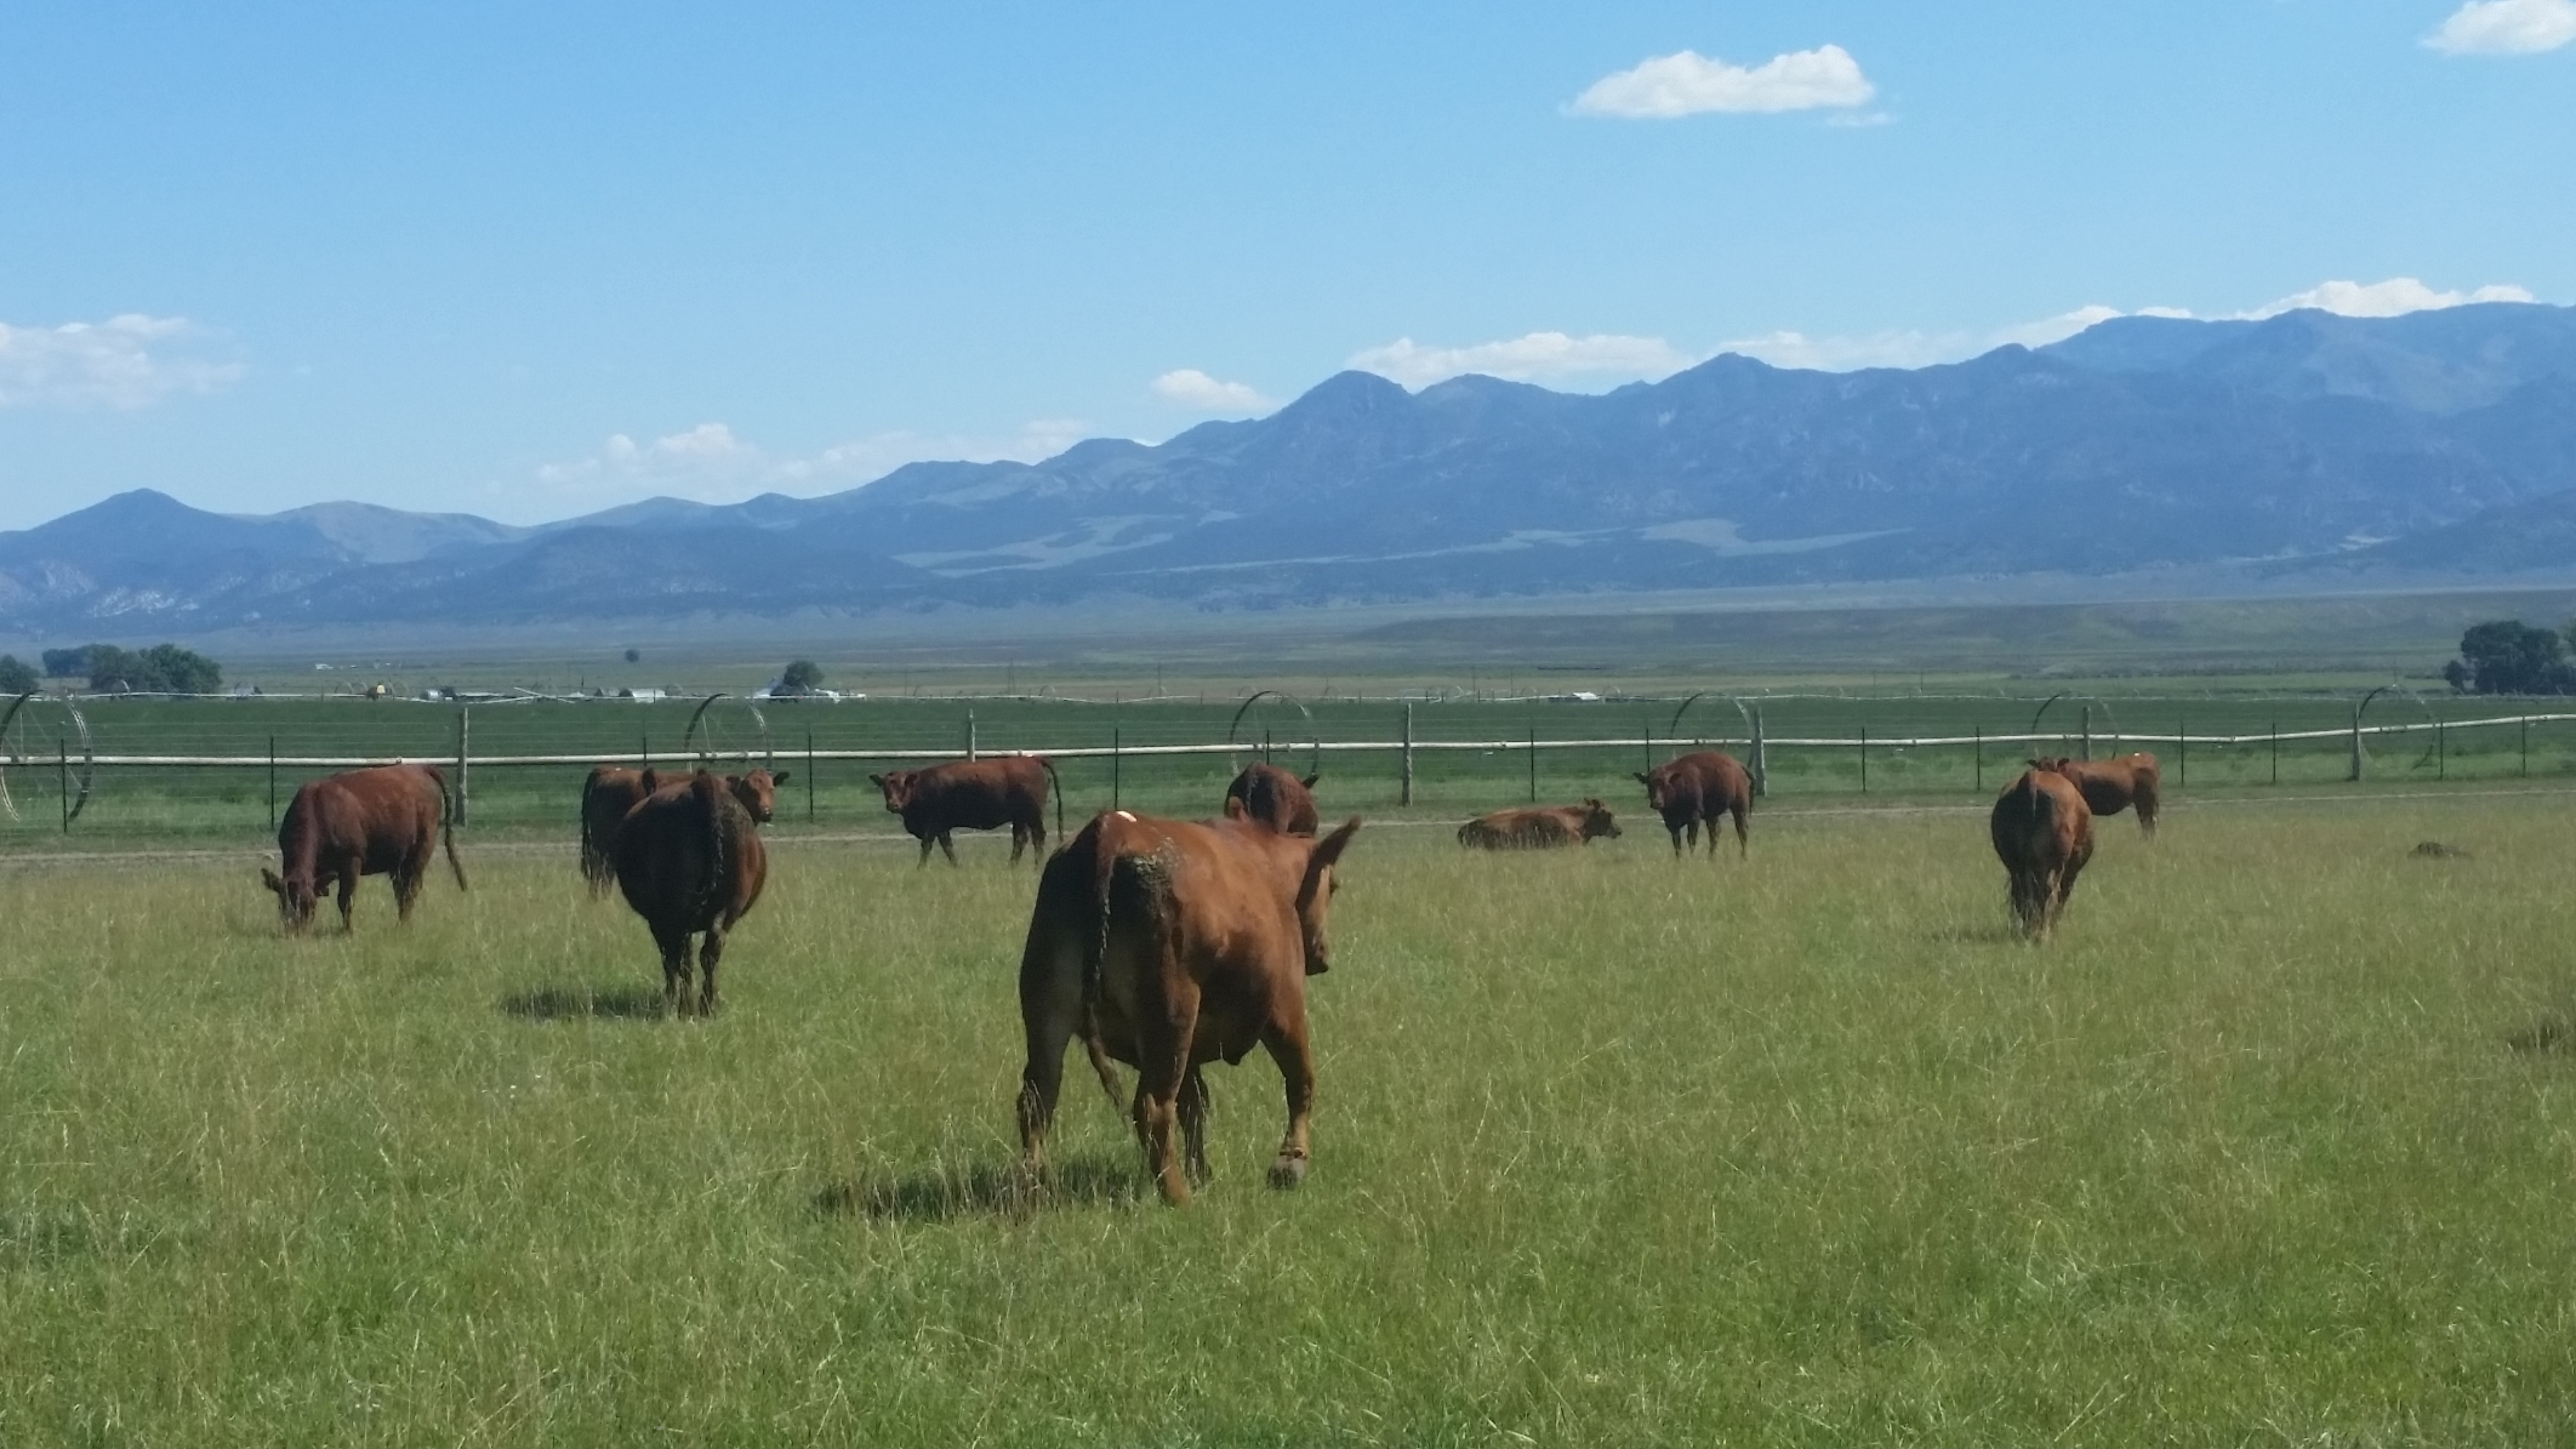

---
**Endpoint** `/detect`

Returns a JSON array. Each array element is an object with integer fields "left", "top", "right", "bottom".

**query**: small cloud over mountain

[
  {"left": 1570, "top": 44, "right": 1875, "bottom": 118},
  {"left": 1150, "top": 369, "right": 1276, "bottom": 413},
  {"left": 0, "top": 313, "right": 243, "bottom": 410},
  {"left": 2425, "top": 0, "right": 2576, "bottom": 54},
  {"left": 1349, "top": 331, "right": 1692, "bottom": 388}
]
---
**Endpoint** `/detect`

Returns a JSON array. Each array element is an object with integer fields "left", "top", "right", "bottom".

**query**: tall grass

[{"left": 4, "top": 790, "right": 2574, "bottom": 1442}]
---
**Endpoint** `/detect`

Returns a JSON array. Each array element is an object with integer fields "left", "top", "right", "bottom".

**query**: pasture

[{"left": 6, "top": 783, "right": 2576, "bottom": 1442}]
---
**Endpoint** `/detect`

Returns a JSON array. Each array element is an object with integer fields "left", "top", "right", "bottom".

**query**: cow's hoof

[{"left": 1267, "top": 1157, "right": 1308, "bottom": 1190}]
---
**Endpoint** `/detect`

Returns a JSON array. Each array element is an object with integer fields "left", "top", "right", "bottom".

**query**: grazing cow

[
  {"left": 1634, "top": 751, "right": 1754, "bottom": 859},
  {"left": 1456, "top": 799, "right": 1622, "bottom": 849},
  {"left": 869, "top": 756, "right": 1061, "bottom": 867},
  {"left": 578, "top": 765, "right": 652, "bottom": 896},
  {"left": 610, "top": 767, "right": 785, "bottom": 1015},
  {"left": 1016, "top": 807, "right": 1363, "bottom": 1205},
  {"left": 2031, "top": 753, "right": 2161, "bottom": 838},
  {"left": 259, "top": 763, "right": 467, "bottom": 933},
  {"left": 1990, "top": 765, "right": 2094, "bottom": 941},
  {"left": 1223, "top": 763, "right": 1321, "bottom": 836}
]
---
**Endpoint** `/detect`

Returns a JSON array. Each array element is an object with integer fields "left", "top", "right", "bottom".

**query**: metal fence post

[
  {"left": 1112, "top": 725, "right": 1123, "bottom": 810},
  {"left": 268, "top": 735, "right": 277, "bottom": 829},
  {"left": 2270, "top": 722, "right": 2278, "bottom": 786},
  {"left": 806, "top": 729, "right": 816, "bottom": 821},
  {"left": 2178, "top": 716, "right": 2187, "bottom": 787},
  {"left": 2437, "top": 716, "right": 2446, "bottom": 780},
  {"left": 1528, "top": 723, "right": 1537, "bottom": 802},
  {"left": 2349, "top": 704, "right": 2364, "bottom": 782},
  {"left": 1973, "top": 723, "right": 1982, "bottom": 792},
  {"left": 966, "top": 709, "right": 978, "bottom": 762},
  {"left": 1859, "top": 724, "right": 1868, "bottom": 794},
  {"left": 1749, "top": 705, "right": 1768, "bottom": 798},
  {"left": 1401, "top": 704, "right": 1414, "bottom": 807},
  {"left": 2081, "top": 705, "right": 2092, "bottom": 761},
  {"left": 456, "top": 707, "right": 470, "bottom": 826},
  {"left": 2521, "top": 715, "right": 2529, "bottom": 778},
  {"left": 58, "top": 740, "right": 69, "bottom": 834}
]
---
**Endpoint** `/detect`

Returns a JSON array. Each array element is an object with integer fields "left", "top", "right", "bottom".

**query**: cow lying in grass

[
  {"left": 1015, "top": 804, "right": 1362, "bottom": 1205},
  {"left": 1456, "top": 800, "right": 1621, "bottom": 849},
  {"left": 260, "top": 762, "right": 467, "bottom": 933}
]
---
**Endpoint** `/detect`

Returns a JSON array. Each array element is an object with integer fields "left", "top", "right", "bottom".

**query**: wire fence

[{"left": 4, "top": 691, "right": 2573, "bottom": 847}]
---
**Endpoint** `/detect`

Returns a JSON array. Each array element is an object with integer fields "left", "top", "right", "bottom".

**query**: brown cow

[
  {"left": 1223, "top": 763, "right": 1320, "bottom": 836},
  {"left": 1634, "top": 751, "right": 1754, "bottom": 859},
  {"left": 2032, "top": 753, "right": 2160, "bottom": 838},
  {"left": 870, "top": 756, "right": 1060, "bottom": 867},
  {"left": 1990, "top": 765, "right": 2094, "bottom": 941},
  {"left": 259, "top": 763, "right": 467, "bottom": 933},
  {"left": 610, "top": 767, "right": 785, "bottom": 1016},
  {"left": 1015, "top": 806, "right": 1362, "bottom": 1205},
  {"left": 1456, "top": 799, "right": 1622, "bottom": 849},
  {"left": 579, "top": 765, "right": 651, "bottom": 896}
]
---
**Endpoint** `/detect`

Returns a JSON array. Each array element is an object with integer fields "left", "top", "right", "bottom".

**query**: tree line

[{"left": 0, "top": 644, "right": 225, "bottom": 696}]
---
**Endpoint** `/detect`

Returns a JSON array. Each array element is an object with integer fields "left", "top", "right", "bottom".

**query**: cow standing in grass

[
  {"left": 870, "top": 756, "right": 1060, "bottom": 867},
  {"left": 260, "top": 763, "right": 467, "bottom": 933},
  {"left": 1456, "top": 799, "right": 1622, "bottom": 849},
  {"left": 1015, "top": 805, "right": 1362, "bottom": 1205},
  {"left": 578, "top": 765, "right": 651, "bottom": 896},
  {"left": 1635, "top": 751, "right": 1754, "bottom": 859},
  {"left": 1990, "top": 765, "right": 2094, "bottom": 941},
  {"left": 611, "top": 767, "right": 785, "bottom": 1016},
  {"left": 1223, "top": 763, "right": 1320, "bottom": 836},
  {"left": 2032, "top": 753, "right": 2161, "bottom": 838}
]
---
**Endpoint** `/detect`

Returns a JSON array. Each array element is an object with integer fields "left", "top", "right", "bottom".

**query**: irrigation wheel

[
  {"left": 680, "top": 692, "right": 775, "bottom": 771},
  {"left": 0, "top": 691, "right": 97, "bottom": 825},
  {"left": 1227, "top": 690, "right": 1319, "bottom": 775}
]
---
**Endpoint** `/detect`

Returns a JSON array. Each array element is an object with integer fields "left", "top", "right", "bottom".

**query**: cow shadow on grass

[
  {"left": 2507, "top": 1015, "right": 2576, "bottom": 1055},
  {"left": 499, "top": 984, "right": 668, "bottom": 1021},
  {"left": 812, "top": 1155, "right": 1144, "bottom": 1223}
]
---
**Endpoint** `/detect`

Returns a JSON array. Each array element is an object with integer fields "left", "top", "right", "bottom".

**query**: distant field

[
  {"left": 5, "top": 690, "right": 2576, "bottom": 851},
  {"left": 5, "top": 788, "right": 2575, "bottom": 1443}
]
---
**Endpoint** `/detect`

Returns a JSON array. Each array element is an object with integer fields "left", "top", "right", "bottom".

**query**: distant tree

[
  {"left": 2446, "top": 620, "right": 2572, "bottom": 695},
  {"left": 82, "top": 642, "right": 223, "bottom": 693},
  {"left": 0, "top": 655, "right": 38, "bottom": 694},
  {"left": 40, "top": 646, "right": 88, "bottom": 678},
  {"left": 624, "top": 648, "right": 642, "bottom": 663},
  {"left": 779, "top": 659, "right": 825, "bottom": 694}
]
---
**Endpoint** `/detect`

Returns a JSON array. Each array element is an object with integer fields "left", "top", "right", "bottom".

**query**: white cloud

[
  {"left": 2426, "top": 0, "right": 2576, "bottom": 53},
  {"left": 0, "top": 313, "right": 243, "bottom": 409},
  {"left": 1349, "top": 331, "right": 1692, "bottom": 388},
  {"left": 1150, "top": 369, "right": 1276, "bottom": 413},
  {"left": 531, "top": 418, "right": 1092, "bottom": 506},
  {"left": 1571, "top": 44, "right": 1874, "bottom": 118},
  {"left": 2240, "top": 276, "right": 2535, "bottom": 318}
]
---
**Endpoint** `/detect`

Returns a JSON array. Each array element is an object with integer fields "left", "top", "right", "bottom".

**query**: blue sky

[{"left": 1, "top": 1, "right": 2569, "bottom": 531}]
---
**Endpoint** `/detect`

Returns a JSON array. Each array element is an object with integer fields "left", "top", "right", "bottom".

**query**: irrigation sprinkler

[
  {"left": 0, "top": 690, "right": 96, "bottom": 826},
  {"left": 1227, "top": 690, "right": 1319, "bottom": 777}
]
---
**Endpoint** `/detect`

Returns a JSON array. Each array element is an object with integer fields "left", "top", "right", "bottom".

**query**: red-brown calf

[
  {"left": 870, "top": 756, "right": 1059, "bottom": 867},
  {"left": 1634, "top": 751, "right": 1754, "bottom": 859}
]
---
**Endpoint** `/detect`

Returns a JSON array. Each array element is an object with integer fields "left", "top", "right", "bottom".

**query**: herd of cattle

[{"left": 256, "top": 744, "right": 2162, "bottom": 1203}]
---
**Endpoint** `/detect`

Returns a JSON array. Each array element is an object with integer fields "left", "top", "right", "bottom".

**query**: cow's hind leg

[
  {"left": 937, "top": 831, "right": 961, "bottom": 868},
  {"left": 1008, "top": 822, "right": 1029, "bottom": 866},
  {"left": 1729, "top": 804, "right": 1750, "bottom": 859},
  {"left": 1133, "top": 990, "right": 1200, "bottom": 1206},
  {"left": 695, "top": 924, "right": 726, "bottom": 1017},
  {"left": 1259, "top": 1016, "right": 1317, "bottom": 1190},
  {"left": 653, "top": 923, "right": 694, "bottom": 1015}
]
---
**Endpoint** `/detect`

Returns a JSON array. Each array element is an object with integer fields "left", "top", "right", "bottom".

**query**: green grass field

[{"left": 7, "top": 781, "right": 2576, "bottom": 1443}]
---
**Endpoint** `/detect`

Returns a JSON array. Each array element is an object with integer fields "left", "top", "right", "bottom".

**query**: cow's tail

[
  {"left": 690, "top": 772, "right": 729, "bottom": 924},
  {"left": 578, "top": 771, "right": 605, "bottom": 886},
  {"left": 1081, "top": 825, "right": 1124, "bottom": 1108},
  {"left": 433, "top": 765, "right": 469, "bottom": 891},
  {"left": 1037, "top": 755, "right": 1063, "bottom": 841}
]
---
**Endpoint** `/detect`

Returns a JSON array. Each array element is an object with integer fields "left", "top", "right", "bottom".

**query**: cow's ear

[
  {"left": 770, "top": 770, "right": 790, "bottom": 787},
  {"left": 867, "top": 773, "right": 886, "bottom": 789},
  {"left": 1632, "top": 772, "right": 1652, "bottom": 785},
  {"left": 1299, "top": 817, "right": 1362, "bottom": 909},
  {"left": 1301, "top": 773, "right": 1320, "bottom": 788},
  {"left": 639, "top": 768, "right": 660, "bottom": 795},
  {"left": 259, "top": 867, "right": 285, "bottom": 897},
  {"left": 1223, "top": 796, "right": 1249, "bottom": 821}
]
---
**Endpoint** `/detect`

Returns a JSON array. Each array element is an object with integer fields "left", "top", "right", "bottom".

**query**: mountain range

[{"left": 6, "top": 302, "right": 2576, "bottom": 638}]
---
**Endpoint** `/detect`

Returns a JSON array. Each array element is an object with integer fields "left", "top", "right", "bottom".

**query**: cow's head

[
  {"left": 727, "top": 768, "right": 787, "bottom": 824},
  {"left": 869, "top": 771, "right": 913, "bottom": 813},
  {"left": 1633, "top": 768, "right": 1669, "bottom": 811},
  {"left": 260, "top": 866, "right": 318, "bottom": 932},
  {"left": 1293, "top": 817, "right": 1363, "bottom": 976},
  {"left": 1579, "top": 799, "right": 1622, "bottom": 840}
]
